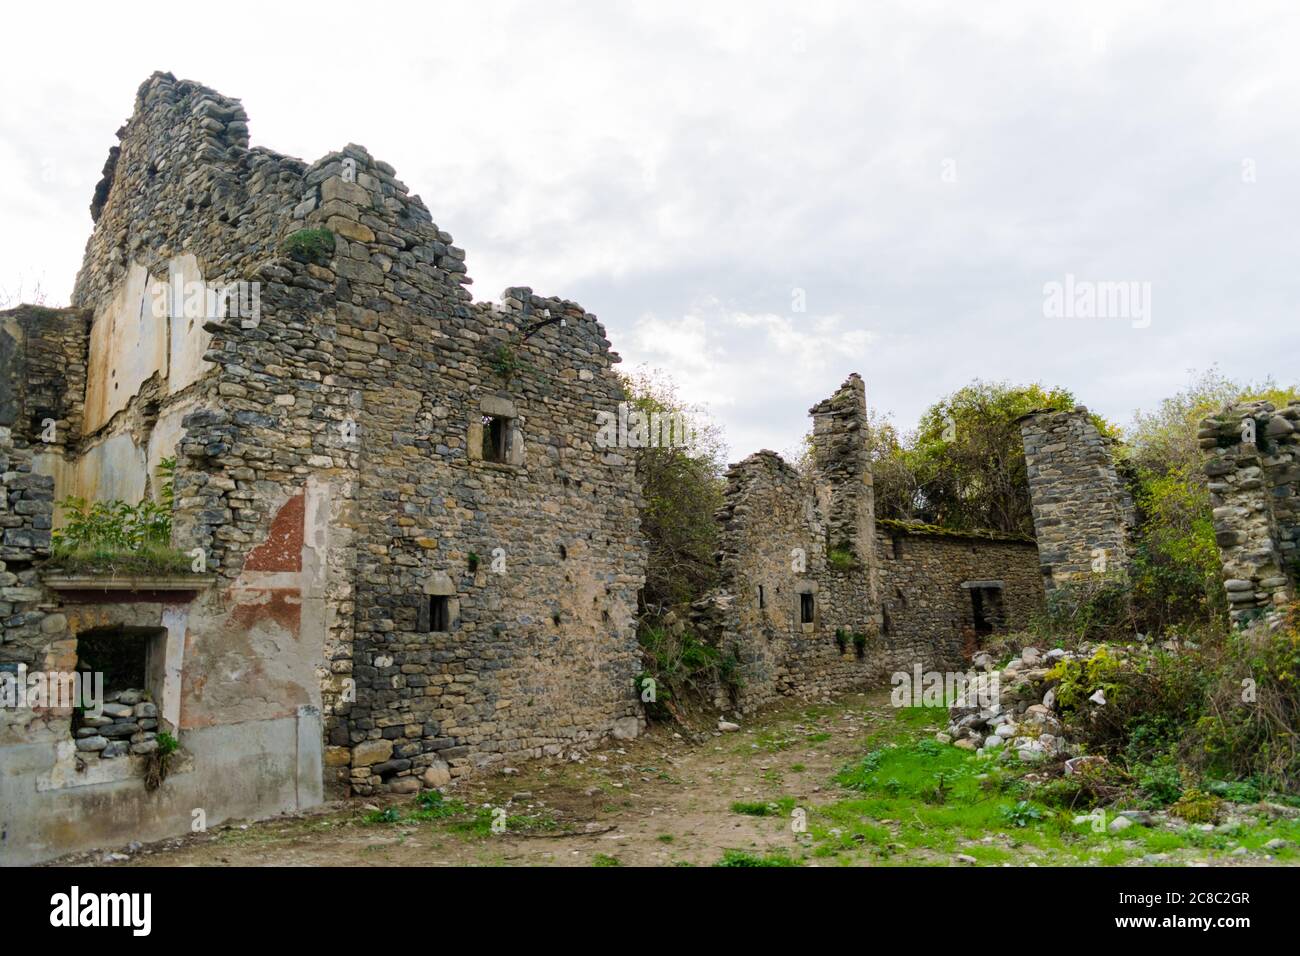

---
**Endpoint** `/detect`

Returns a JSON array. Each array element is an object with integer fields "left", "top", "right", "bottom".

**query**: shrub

[
  {"left": 1031, "top": 574, "right": 1136, "bottom": 644},
  {"left": 1184, "top": 622, "right": 1300, "bottom": 790},
  {"left": 280, "top": 228, "right": 334, "bottom": 264},
  {"left": 50, "top": 459, "right": 192, "bottom": 576},
  {"left": 636, "top": 621, "right": 741, "bottom": 720},
  {"left": 1135, "top": 756, "right": 1184, "bottom": 807},
  {"left": 1170, "top": 788, "right": 1223, "bottom": 824}
]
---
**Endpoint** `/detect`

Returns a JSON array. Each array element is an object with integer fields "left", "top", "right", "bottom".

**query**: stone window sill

[{"left": 37, "top": 740, "right": 194, "bottom": 792}]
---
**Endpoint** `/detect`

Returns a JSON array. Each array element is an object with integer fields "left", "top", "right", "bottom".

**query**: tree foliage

[
  {"left": 1123, "top": 367, "right": 1300, "bottom": 631},
  {"left": 869, "top": 381, "right": 1103, "bottom": 536},
  {"left": 621, "top": 369, "right": 727, "bottom": 610}
]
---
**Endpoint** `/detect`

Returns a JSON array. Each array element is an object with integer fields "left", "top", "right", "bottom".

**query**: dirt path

[
  {"left": 56, "top": 690, "right": 1300, "bottom": 867},
  {"left": 63, "top": 692, "right": 891, "bottom": 868}
]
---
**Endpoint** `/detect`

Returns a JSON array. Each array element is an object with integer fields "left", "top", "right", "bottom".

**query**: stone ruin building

[
  {"left": 1, "top": 74, "right": 1154, "bottom": 865},
  {"left": 1, "top": 73, "right": 645, "bottom": 865},
  {"left": 692, "top": 376, "right": 1058, "bottom": 713}
]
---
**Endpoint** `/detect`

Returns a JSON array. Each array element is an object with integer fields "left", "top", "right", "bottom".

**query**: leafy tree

[
  {"left": 872, "top": 381, "right": 1102, "bottom": 536},
  {"left": 620, "top": 369, "right": 727, "bottom": 610},
  {"left": 1123, "top": 367, "right": 1300, "bottom": 630}
]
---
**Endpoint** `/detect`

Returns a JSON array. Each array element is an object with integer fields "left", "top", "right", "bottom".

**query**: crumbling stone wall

[
  {"left": 876, "top": 522, "right": 1043, "bottom": 665},
  {"left": 694, "top": 377, "right": 882, "bottom": 712},
  {"left": 70, "top": 73, "right": 646, "bottom": 794},
  {"left": 1019, "top": 407, "right": 1133, "bottom": 591},
  {"left": 696, "top": 376, "right": 1051, "bottom": 713},
  {"left": 1201, "top": 400, "right": 1300, "bottom": 624},
  {"left": 695, "top": 446, "right": 878, "bottom": 713},
  {"left": 0, "top": 429, "right": 57, "bottom": 693}
]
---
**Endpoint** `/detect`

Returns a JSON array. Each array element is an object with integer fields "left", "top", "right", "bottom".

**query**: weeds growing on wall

[
  {"left": 636, "top": 621, "right": 742, "bottom": 721},
  {"left": 280, "top": 228, "right": 334, "bottom": 265},
  {"left": 49, "top": 457, "right": 192, "bottom": 575}
]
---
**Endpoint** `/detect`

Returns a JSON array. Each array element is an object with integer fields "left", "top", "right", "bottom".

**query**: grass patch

[{"left": 715, "top": 849, "right": 801, "bottom": 867}]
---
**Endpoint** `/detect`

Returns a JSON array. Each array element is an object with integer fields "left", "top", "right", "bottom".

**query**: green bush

[
  {"left": 281, "top": 228, "right": 334, "bottom": 265},
  {"left": 1031, "top": 574, "right": 1136, "bottom": 644},
  {"left": 636, "top": 621, "right": 742, "bottom": 720},
  {"left": 50, "top": 457, "right": 192, "bottom": 575}
]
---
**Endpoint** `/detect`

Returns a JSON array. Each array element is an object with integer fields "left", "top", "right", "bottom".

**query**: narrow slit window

[
  {"left": 758, "top": 585, "right": 766, "bottom": 609},
  {"left": 482, "top": 415, "right": 510, "bottom": 463},
  {"left": 799, "top": 593, "right": 815, "bottom": 624},
  {"left": 423, "top": 595, "right": 450, "bottom": 633}
]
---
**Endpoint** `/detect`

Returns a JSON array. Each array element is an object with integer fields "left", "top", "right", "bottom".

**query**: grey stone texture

[
  {"left": 3, "top": 68, "right": 649, "bottom": 868},
  {"left": 1019, "top": 407, "right": 1133, "bottom": 591},
  {"left": 1201, "top": 400, "right": 1300, "bottom": 623}
]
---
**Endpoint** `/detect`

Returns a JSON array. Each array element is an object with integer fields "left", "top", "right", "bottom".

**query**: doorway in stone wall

[{"left": 968, "top": 585, "right": 1004, "bottom": 636}]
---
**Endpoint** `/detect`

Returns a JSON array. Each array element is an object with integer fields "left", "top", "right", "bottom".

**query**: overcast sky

[{"left": 3, "top": 1, "right": 1298, "bottom": 462}]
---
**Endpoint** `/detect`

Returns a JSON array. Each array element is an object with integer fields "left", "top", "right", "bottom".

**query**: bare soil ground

[{"left": 52, "top": 690, "right": 1300, "bottom": 867}]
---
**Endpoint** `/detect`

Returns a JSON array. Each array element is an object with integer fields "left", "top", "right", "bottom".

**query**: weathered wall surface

[
  {"left": 694, "top": 448, "right": 879, "bottom": 713},
  {"left": 85, "top": 73, "right": 648, "bottom": 797},
  {"left": 876, "top": 523, "right": 1043, "bottom": 665},
  {"left": 4, "top": 70, "right": 648, "bottom": 863},
  {"left": 1019, "top": 407, "right": 1133, "bottom": 591},
  {"left": 1201, "top": 400, "right": 1300, "bottom": 624}
]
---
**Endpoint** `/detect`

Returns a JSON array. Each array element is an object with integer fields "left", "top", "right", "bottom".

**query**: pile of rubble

[
  {"left": 938, "top": 645, "right": 1081, "bottom": 763},
  {"left": 74, "top": 689, "right": 161, "bottom": 759}
]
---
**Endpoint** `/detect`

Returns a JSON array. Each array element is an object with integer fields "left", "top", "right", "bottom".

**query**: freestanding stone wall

[
  {"left": 1201, "top": 400, "right": 1300, "bottom": 624},
  {"left": 1019, "top": 407, "right": 1133, "bottom": 591}
]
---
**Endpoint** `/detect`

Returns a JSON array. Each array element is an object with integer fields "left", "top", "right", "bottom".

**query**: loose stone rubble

[
  {"left": 74, "top": 690, "right": 160, "bottom": 758},
  {"left": 943, "top": 644, "right": 1075, "bottom": 763}
]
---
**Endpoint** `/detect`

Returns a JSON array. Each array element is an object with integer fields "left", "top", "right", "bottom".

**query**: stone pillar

[
  {"left": 1201, "top": 400, "right": 1300, "bottom": 624},
  {"left": 809, "top": 375, "right": 875, "bottom": 565},
  {"left": 1019, "top": 407, "right": 1132, "bottom": 591}
]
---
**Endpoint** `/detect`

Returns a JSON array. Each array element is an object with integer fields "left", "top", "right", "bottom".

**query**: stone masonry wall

[
  {"left": 1200, "top": 400, "right": 1300, "bottom": 624},
  {"left": 70, "top": 72, "right": 646, "bottom": 795},
  {"left": 0, "top": 425, "right": 68, "bottom": 751},
  {"left": 876, "top": 523, "right": 1044, "bottom": 666},
  {"left": 1019, "top": 407, "right": 1133, "bottom": 591},
  {"left": 696, "top": 376, "right": 1050, "bottom": 714}
]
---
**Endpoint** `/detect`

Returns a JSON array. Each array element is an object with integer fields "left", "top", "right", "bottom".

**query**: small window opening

[
  {"left": 72, "top": 627, "right": 164, "bottom": 748},
  {"left": 758, "top": 584, "right": 766, "bottom": 610},
  {"left": 482, "top": 415, "right": 510, "bottom": 463},
  {"left": 559, "top": 544, "right": 568, "bottom": 560},
  {"left": 420, "top": 595, "right": 451, "bottom": 633},
  {"left": 799, "top": 593, "right": 815, "bottom": 624}
]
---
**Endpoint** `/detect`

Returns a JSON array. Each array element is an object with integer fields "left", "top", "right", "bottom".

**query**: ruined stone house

[
  {"left": 1, "top": 73, "right": 646, "bottom": 865},
  {"left": 687, "top": 380, "right": 1129, "bottom": 712}
]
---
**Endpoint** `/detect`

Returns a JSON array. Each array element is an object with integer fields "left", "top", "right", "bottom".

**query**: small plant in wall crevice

[{"left": 144, "top": 730, "right": 180, "bottom": 792}]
